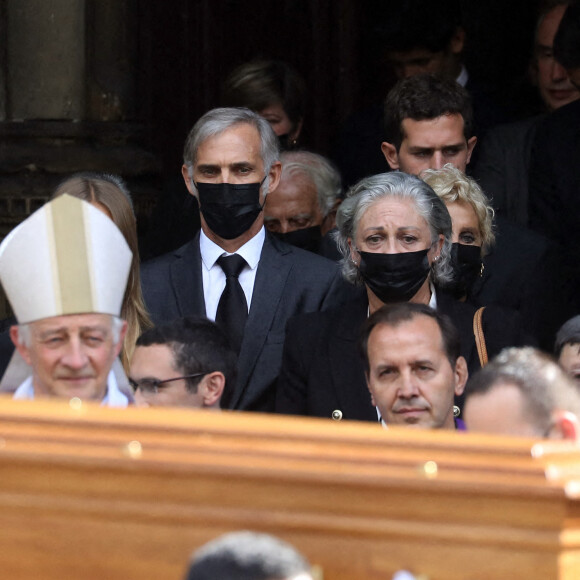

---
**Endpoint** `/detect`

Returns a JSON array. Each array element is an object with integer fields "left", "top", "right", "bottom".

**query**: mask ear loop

[{"left": 259, "top": 174, "right": 269, "bottom": 209}]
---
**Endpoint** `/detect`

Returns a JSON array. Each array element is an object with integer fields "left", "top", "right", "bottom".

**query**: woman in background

[
  {"left": 221, "top": 59, "right": 307, "bottom": 150},
  {"left": 52, "top": 173, "right": 152, "bottom": 372}
]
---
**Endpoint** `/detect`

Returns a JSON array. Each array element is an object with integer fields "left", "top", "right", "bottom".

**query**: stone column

[{"left": 6, "top": 0, "right": 85, "bottom": 120}]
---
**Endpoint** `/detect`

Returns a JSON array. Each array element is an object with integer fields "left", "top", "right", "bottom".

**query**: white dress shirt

[
  {"left": 13, "top": 370, "right": 130, "bottom": 407},
  {"left": 200, "top": 227, "right": 265, "bottom": 321},
  {"left": 456, "top": 65, "right": 468, "bottom": 88}
]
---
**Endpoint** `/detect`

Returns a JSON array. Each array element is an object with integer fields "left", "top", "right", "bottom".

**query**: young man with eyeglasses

[{"left": 129, "top": 317, "right": 236, "bottom": 409}]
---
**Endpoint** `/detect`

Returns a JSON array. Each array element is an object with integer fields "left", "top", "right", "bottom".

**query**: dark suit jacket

[
  {"left": 275, "top": 290, "right": 532, "bottom": 422},
  {"left": 472, "top": 115, "right": 543, "bottom": 226},
  {"left": 141, "top": 232, "right": 353, "bottom": 412},
  {"left": 529, "top": 99, "right": 580, "bottom": 246},
  {"left": 468, "top": 217, "right": 571, "bottom": 351},
  {"left": 528, "top": 99, "right": 580, "bottom": 312}
]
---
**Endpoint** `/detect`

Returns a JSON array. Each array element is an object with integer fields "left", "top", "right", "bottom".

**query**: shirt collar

[
  {"left": 456, "top": 65, "right": 468, "bottom": 88},
  {"left": 429, "top": 284, "right": 438, "bottom": 309},
  {"left": 13, "top": 370, "right": 129, "bottom": 407},
  {"left": 200, "top": 227, "right": 265, "bottom": 271}
]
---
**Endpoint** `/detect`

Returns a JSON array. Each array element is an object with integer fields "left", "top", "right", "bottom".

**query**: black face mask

[
  {"left": 448, "top": 243, "right": 483, "bottom": 298},
  {"left": 196, "top": 179, "right": 265, "bottom": 240},
  {"left": 358, "top": 249, "right": 431, "bottom": 304},
  {"left": 272, "top": 226, "right": 322, "bottom": 253}
]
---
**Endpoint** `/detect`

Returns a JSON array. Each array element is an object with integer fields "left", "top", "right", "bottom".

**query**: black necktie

[{"left": 215, "top": 254, "right": 248, "bottom": 353}]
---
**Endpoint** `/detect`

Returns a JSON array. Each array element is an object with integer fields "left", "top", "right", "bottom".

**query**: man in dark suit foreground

[{"left": 141, "top": 107, "right": 349, "bottom": 412}]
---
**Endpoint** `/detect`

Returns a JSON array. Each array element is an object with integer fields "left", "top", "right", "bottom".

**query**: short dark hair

[
  {"left": 359, "top": 302, "right": 461, "bottom": 374},
  {"left": 384, "top": 74, "right": 474, "bottom": 151},
  {"left": 465, "top": 347, "right": 580, "bottom": 434},
  {"left": 374, "top": 0, "right": 462, "bottom": 54},
  {"left": 185, "top": 531, "right": 311, "bottom": 580},
  {"left": 554, "top": 315, "right": 580, "bottom": 356},
  {"left": 554, "top": 1, "right": 580, "bottom": 70},
  {"left": 136, "top": 317, "right": 237, "bottom": 393}
]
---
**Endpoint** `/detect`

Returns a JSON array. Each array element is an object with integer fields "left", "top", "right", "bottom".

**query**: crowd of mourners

[
  {"left": 4, "top": 1, "right": 580, "bottom": 576},
  {"left": 2, "top": 0, "right": 580, "bottom": 450}
]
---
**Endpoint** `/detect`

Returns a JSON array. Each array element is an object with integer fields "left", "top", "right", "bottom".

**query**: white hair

[{"left": 279, "top": 150, "right": 342, "bottom": 217}]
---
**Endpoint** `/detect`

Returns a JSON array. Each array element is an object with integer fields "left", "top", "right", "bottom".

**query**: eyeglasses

[{"left": 128, "top": 373, "right": 207, "bottom": 395}]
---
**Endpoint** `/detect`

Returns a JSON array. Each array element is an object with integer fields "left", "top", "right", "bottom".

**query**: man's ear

[
  {"left": 550, "top": 410, "right": 579, "bottom": 441},
  {"left": 381, "top": 141, "right": 400, "bottom": 170},
  {"left": 267, "top": 161, "right": 282, "bottom": 193},
  {"left": 466, "top": 136, "right": 477, "bottom": 165},
  {"left": 200, "top": 371, "right": 225, "bottom": 408},
  {"left": 181, "top": 164, "right": 196, "bottom": 196},
  {"left": 365, "top": 372, "right": 377, "bottom": 407},
  {"left": 453, "top": 356, "right": 469, "bottom": 397},
  {"left": 10, "top": 326, "right": 32, "bottom": 365},
  {"left": 321, "top": 199, "right": 341, "bottom": 235}
]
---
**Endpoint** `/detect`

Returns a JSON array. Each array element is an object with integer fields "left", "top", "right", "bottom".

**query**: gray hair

[
  {"left": 183, "top": 107, "right": 280, "bottom": 195},
  {"left": 185, "top": 531, "right": 312, "bottom": 580},
  {"left": 335, "top": 171, "right": 453, "bottom": 285},
  {"left": 466, "top": 347, "right": 580, "bottom": 435},
  {"left": 279, "top": 150, "right": 342, "bottom": 216},
  {"left": 17, "top": 315, "right": 125, "bottom": 347}
]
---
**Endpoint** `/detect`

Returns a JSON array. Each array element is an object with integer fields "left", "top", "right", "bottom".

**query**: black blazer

[
  {"left": 275, "top": 291, "right": 532, "bottom": 422},
  {"left": 472, "top": 115, "right": 542, "bottom": 226},
  {"left": 528, "top": 99, "right": 580, "bottom": 313},
  {"left": 141, "top": 232, "right": 353, "bottom": 412},
  {"left": 469, "top": 217, "right": 571, "bottom": 351}
]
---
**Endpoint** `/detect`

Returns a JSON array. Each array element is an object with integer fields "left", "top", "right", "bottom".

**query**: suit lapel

[
  {"left": 170, "top": 233, "right": 206, "bottom": 317},
  {"left": 230, "top": 236, "right": 293, "bottom": 408},
  {"left": 437, "top": 290, "right": 477, "bottom": 372},
  {"left": 328, "top": 298, "right": 376, "bottom": 421}
]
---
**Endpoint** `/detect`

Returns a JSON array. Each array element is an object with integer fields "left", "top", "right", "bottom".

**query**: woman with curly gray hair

[
  {"left": 335, "top": 171, "right": 453, "bottom": 308},
  {"left": 275, "top": 170, "right": 531, "bottom": 423}
]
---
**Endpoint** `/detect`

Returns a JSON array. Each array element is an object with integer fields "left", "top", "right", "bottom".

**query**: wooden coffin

[{"left": 0, "top": 397, "right": 579, "bottom": 579}]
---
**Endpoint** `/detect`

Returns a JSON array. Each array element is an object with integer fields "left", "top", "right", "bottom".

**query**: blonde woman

[{"left": 52, "top": 173, "right": 152, "bottom": 372}]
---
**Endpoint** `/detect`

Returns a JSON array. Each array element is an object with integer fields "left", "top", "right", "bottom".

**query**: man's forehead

[
  {"left": 401, "top": 114, "right": 466, "bottom": 143},
  {"left": 31, "top": 313, "right": 112, "bottom": 332},
  {"left": 198, "top": 122, "right": 261, "bottom": 151},
  {"left": 370, "top": 316, "right": 445, "bottom": 358}
]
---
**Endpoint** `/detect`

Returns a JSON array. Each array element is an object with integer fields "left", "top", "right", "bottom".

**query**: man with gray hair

[
  {"left": 0, "top": 194, "right": 133, "bottom": 405},
  {"left": 185, "top": 531, "right": 313, "bottom": 580},
  {"left": 264, "top": 150, "right": 342, "bottom": 256},
  {"left": 142, "top": 107, "right": 349, "bottom": 413},
  {"left": 464, "top": 347, "right": 580, "bottom": 440}
]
